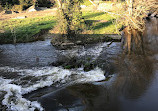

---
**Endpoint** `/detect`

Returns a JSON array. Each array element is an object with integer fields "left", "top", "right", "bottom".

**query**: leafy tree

[
  {"left": 18, "top": 0, "right": 34, "bottom": 10},
  {"left": 56, "top": 0, "right": 84, "bottom": 39},
  {"left": 36, "top": 0, "right": 53, "bottom": 7},
  {"left": 0, "top": 0, "right": 20, "bottom": 9},
  {"left": 0, "top": 0, "right": 54, "bottom": 10}
]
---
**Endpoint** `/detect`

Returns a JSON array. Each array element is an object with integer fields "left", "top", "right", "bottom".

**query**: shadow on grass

[
  {"left": 51, "top": 33, "right": 121, "bottom": 46},
  {"left": 83, "top": 12, "right": 105, "bottom": 19},
  {"left": 93, "top": 20, "right": 113, "bottom": 30},
  {"left": 0, "top": 20, "right": 56, "bottom": 44}
]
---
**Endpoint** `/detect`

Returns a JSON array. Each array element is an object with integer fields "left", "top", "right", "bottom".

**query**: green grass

[
  {"left": 83, "top": 11, "right": 113, "bottom": 20},
  {"left": 81, "top": 0, "right": 92, "bottom": 6},
  {"left": 0, "top": 10, "right": 120, "bottom": 44},
  {"left": 0, "top": 16, "right": 56, "bottom": 44},
  {"left": 82, "top": 11, "right": 120, "bottom": 34}
]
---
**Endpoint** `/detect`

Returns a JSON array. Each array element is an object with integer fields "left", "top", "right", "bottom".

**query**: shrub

[
  {"left": 56, "top": 0, "right": 84, "bottom": 39},
  {"left": 12, "top": 5, "right": 23, "bottom": 11}
]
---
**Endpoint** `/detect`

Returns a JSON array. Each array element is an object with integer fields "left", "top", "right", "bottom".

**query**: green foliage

[
  {"left": 0, "top": 7, "right": 119, "bottom": 44},
  {"left": 80, "top": 0, "right": 91, "bottom": 6},
  {"left": 0, "top": 0, "right": 19, "bottom": 10},
  {"left": 0, "top": 0, "right": 54, "bottom": 11},
  {"left": 19, "top": 0, "right": 34, "bottom": 8},
  {"left": 57, "top": 0, "right": 84, "bottom": 38},
  {"left": 36, "top": 0, "right": 54, "bottom": 7},
  {"left": 12, "top": 5, "right": 23, "bottom": 11}
]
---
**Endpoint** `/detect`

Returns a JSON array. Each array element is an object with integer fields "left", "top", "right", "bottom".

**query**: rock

[
  {"left": 38, "top": 88, "right": 83, "bottom": 111},
  {"left": 38, "top": 7, "right": 48, "bottom": 11},
  {"left": 76, "top": 41, "right": 82, "bottom": 45},
  {"left": 27, "top": 6, "right": 37, "bottom": 12},
  {"left": 13, "top": 11, "right": 19, "bottom": 14},
  {"left": 84, "top": 63, "right": 96, "bottom": 72},
  {"left": 60, "top": 42, "right": 75, "bottom": 49},
  {"left": 3, "top": 11, "right": 12, "bottom": 14},
  {"left": 51, "top": 61, "right": 65, "bottom": 66},
  {"left": 61, "top": 42, "right": 74, "bottom": 46},
  {"left": 13, "top": 16, "right": 27, "bottom": 19},
  {"left": 28, "top": 8, "right": 36, "bottom": 12},
  {"left": 151, "top": 11, "right": 157, "bottom": 17},
  {"left": 27, "top": 6, "right": 48, "bottom": 12}
]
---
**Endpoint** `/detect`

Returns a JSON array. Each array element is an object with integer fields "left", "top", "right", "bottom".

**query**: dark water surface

[
  {"left": 0, "top": 39, "right": 57, "bottom": 67},
  {"left": 29, "top": 54, "right": 157, "bottom": 111},
  {"left": 25, "top": 18, "right": 158, "bottom": 111},
  {"left": 0, "top": 18, "right": 158, "bottom": 111}
]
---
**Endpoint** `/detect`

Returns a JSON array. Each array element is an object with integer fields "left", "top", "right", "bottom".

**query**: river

[{"left": 0, "top": 18, "right": 157, "bottom": 111}]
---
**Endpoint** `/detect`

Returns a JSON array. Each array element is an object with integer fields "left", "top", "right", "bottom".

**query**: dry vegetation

[{"left": 115, "top": 0, "right": 158, "bottom": 54}]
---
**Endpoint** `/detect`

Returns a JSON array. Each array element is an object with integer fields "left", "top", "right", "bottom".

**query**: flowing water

[{"left": 0, "top": 18, "right": 158, "bottom": 111}]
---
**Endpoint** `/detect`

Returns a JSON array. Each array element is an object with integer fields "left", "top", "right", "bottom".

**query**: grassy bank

[
  {"left": 82, "top": 11, "right": 119, "bottom": 34},
  {"left": 0, "top": 8, "right": 120, "bottom": 44},
  {"left": 0, "top": 16, "right": 56, "bottom": 44}
]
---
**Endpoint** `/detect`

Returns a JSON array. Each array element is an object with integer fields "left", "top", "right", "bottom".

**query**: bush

[
  {"left": 12, "top": 5, "right": 23, "bottom": 11},
  {"left": 57, "top": 0, "right": 84, "bottom": 39}
]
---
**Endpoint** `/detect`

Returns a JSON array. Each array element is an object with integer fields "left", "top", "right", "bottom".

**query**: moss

[{"left": 64, "top": 65, "right": 73, "bottom": 69}]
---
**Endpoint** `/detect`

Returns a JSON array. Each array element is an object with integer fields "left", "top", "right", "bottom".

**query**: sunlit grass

[
  {"left": 81, "top": 0, "right": 92, "bottom": 6},
  {"left": 0, "top": 16, "right": 56, "bottom": 43},
  {"left": 82, "top": 11, "right": 120, "bottom": 34},
  {"left": 0, "top": 10, "right": 121, "bottom": 44}
]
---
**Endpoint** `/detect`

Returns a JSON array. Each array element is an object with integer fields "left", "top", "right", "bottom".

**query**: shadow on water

[
  {"left": 1, "top": 16, "right": 157, "bottom": 110},
  {"left": 65, "top": 54, "right": 155, "bottom": 111},
  {"left": 36, "top": 53, "right": 155, "bottom": 111},
  {"left": 35, "top": 18, "right": 158, "bottom": 111}
]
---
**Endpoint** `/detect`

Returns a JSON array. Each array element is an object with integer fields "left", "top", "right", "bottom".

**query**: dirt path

[{"left": 0, "top": 8, "right": 57, "bottom": 21}]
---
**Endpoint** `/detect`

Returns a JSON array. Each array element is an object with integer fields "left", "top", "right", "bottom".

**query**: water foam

[
  {"left": 0, "top": 78, "right": 43, "bottom": 111},
  {"left": 0, "top": 66, "right": 105, "bottom": 111},
  {"left": 59, "top": 42, "right": 109, "bottom": 60}
]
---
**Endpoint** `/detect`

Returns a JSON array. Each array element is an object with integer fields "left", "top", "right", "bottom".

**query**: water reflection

[
  {"left": 144, "top": 17, "right": 158, "bottom": 54},
  {"left": 36, "top": 18, "right": 158, "bottom": 111},
  {"left": 66, "top": 54, "right": 155, "bottom": 111},
  {"left": 114, "top": 55, "right": 154, "bottom": 99},
  {"left": 65, "top": 18, "right": 158, "bottom": 111}
]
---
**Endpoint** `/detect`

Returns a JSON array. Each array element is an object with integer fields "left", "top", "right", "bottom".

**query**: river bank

[
  {"left": 24, "top": 18, "right": 158, "bottom": 111},
  {"left": 0, "top": 38, "right": 121, "bottom": 110},
  {"left": 0, "top": 12, "right": 157, "bottom": 111},
  {"left": 0, "top": 9, "right": 121, "bottom": 44}
]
